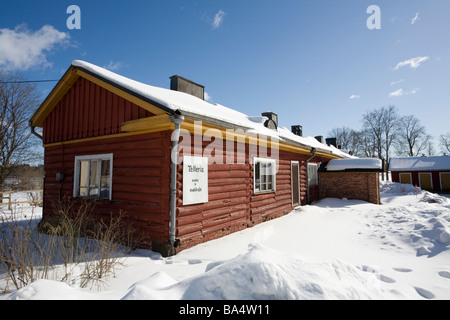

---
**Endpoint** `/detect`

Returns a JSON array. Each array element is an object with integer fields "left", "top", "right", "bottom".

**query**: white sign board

[{"left": 183, "top": 156, "right": 208, "bottom": 205}]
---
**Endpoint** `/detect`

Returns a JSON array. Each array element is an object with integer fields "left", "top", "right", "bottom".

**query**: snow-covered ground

[{"left": 1, "top": 182, "right": 449, "bottom": 300}]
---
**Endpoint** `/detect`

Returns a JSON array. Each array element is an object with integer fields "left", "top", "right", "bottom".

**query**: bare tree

[
  {"left": 426, "top": 140, "right": 436, "bottom": 156},
  {"left": 0, "top": 69, "right": 41, "bottom": 188},
  {"left": 358, "top": 128, "right": 378, "bottom": 158},
  {"left": 441, "top": 133, "right": 450, "bottom": 154},
  {"left": 328, "top": 127, "right": 362, "bottom": 155},
  {"left": 381, "top": 105, "right": 400, "bottom": 165},
  {"left": 363, "top": 106, "right": 401, "bottom": 180},
  {"left": 397, "top": 115, "right": 431, "bottom": 156},
  {"left": 362, "top": 107, "right": 385, "bottom": 160}
]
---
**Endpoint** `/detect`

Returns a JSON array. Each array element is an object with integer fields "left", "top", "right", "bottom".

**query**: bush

[{"left": 0, "top": 198, "right": 139, "bottom": 293}]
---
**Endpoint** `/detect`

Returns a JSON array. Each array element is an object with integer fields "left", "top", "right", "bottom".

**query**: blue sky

[{"left": 1, "top": 0, "right": 449, "bottom": 148}]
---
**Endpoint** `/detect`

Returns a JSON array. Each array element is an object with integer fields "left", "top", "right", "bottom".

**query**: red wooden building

[
  {"left": 30, "top": 61, "right": 350, "bottom": 256},
  {"left": 390, "top": 156, "right": 450, "bottom": 193}
]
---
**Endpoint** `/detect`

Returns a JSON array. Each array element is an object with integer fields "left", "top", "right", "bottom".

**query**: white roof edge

[
  {"left": 389, "top": 156, "right": 450, "bottom": 171},
  {"left": 71, "top": 60, "right": 352, "bottom": 159},
  {"left": 326, "top": 158, "right": 382, "bottom": 171}
]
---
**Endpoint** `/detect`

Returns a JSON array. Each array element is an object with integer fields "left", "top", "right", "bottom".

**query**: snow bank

[
  {"left": 376, "top": 183, "right": 450, "bottom": 257},
  {"left": 6, "top": 244, "right": 388, "bottom": 300},
  {"left": 3, "top": 186, "right": 450, "bottom": 300},
  {"left": 380, "top": 181, "right": 419, "bottom": 195},
  {"left": 122, "top": 244, "right": 386, "bottom": 300},
  {"left": 8, "top": 280, "right": 98, "bottom": 300}
]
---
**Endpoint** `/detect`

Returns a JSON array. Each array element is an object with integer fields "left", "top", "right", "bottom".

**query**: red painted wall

[
  {"left": 391, "top": 170, "right": 450, "bottom": 192},
  {"left": 43, "top": 131, "right": 173, "bottom": 243},
  {"left": 43, "top": 77, "right": 153, "bottom": 145}
]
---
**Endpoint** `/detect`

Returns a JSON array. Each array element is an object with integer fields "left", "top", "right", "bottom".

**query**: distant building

[{"left": 390, "top": 156, "right": 450, "bottom": 193}]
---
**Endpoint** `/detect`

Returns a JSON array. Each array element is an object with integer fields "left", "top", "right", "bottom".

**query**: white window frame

[
  {"left": 73, "top": 153, "right": 113, "bottom": 200},
  {"left": 307, "top": 163, "right": 319, "bottom": 186},
  {"left": 291, "top": 161, "right": 300, "bottom": 206},
  {"left": 253, "top": 157, "right": 276, "bottom": 193}
]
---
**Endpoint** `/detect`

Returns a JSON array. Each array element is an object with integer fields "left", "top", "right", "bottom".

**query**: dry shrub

[{"left": 1, "top": 198, "right": 141, "bottom": 293}]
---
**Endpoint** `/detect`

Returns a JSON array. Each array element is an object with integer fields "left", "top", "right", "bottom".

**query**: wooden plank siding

[{"left": 42, "top": 77, "right": 154, "bottom": 145}]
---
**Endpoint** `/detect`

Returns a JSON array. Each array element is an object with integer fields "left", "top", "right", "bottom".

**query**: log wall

[
  {"left": 173, "top": 134, "right": 325, "bottom": 252},
  {"left": 43, "top": 131, "right": 173, "bottom": 243}
]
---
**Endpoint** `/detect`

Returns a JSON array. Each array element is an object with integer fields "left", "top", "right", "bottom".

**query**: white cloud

[
  {"left": 103, "top": 60, "right": 123, "bottom": 71},
  {"left": 389, "top": 88, "right": 419, "bottom": 97},
  {"left": 394, "top": 56, "right": 429, "bottom": 70},
  {"left": 390, "top": 79, "right": 404, "bottom": 85},
  {"left": 349, "top": 95, "right": 360, "bottom": 99},
  {"left": 389, "top": 89, "right": 404, "bottom": 97},
  {"left": 0, "top": 24, "right": 69, "bottom": 71},
  {"left": 411, "top": 12, "right": 420, "bottom": 25},
  {"left": 204, "top": 91, "right": 212, "bottom": 101},
  {"left": 212, "top": 10, "right": 226, "bottom": 29}
]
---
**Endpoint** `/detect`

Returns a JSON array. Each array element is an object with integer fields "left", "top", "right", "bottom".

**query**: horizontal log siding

[
  {"left": 38, "top": 74, "right": 337, "bottom": 254},
  {"left": 42, "top": 77, "right": 153, "bottom": 145},
  {"left": 42, "top": 131, "right": 172, "bottom": 244},
  {"left": 173, "top": 134, "right": 325, "bottom": 252}
]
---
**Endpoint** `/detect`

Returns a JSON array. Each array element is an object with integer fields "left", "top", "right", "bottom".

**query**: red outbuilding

[
  {"left": 30, "top": 61, "right": 351, "bottom": 256},
  {"left": 390, "top": 156, "right": 450, "bottom": 193}
]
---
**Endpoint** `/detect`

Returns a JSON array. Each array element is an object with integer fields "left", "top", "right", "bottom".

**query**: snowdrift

[
  {"left": 2, "top": 182, "right": 450, "bottom": 300},
  {"left": 122, "top": 244, "right": 386, "bottom": 300}
]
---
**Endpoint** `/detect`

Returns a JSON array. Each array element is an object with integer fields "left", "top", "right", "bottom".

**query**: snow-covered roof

[
  {"left": 71, "top": 60, "right": 351, "bottom": 159},
  {"left": 325, "top": 158, "right": 383, "bottom": 171},
  {"left": 389, "top": 156, "right": 450, "bottom": 171}
]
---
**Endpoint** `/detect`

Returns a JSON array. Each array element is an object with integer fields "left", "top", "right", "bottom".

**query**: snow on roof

[
  {"left": 389, "top": 156, "right": 450, "bottom": 171},
  {"left": 72, "top": 60, "right": 351, "bottom": 158},
  {"left": 325, "top": 158, "right": 382, "bottom": 171}
]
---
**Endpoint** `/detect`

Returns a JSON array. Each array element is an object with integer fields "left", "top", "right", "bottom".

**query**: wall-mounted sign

[{"left": 183, "top": 156, "right": 208, "bottom": 205}]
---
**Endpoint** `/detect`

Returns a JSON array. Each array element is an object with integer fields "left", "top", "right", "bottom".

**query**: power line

[{"left": 0, "top": 80, "right": 59, "bottom": 84}]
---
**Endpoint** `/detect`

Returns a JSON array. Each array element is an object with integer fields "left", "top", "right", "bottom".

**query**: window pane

[
  {"left": 79, "top": 160, "right": 89, "bottom": 196},
  {"left": 255, "top": 162, "right": 261, "bottom": 191},
  {"left": 267, "top": 173, "right": 273, "bottom": 190},
  {"left": 261, "top": 162, "right": 267, "bottom": 190},
  {"left": 100, "top": 159, "right": 111, "bottom": 198},
  {"left": 308, "top": 164, "right": 318, "bottom": 186},
  {"left": 89, "top": 160, "right": 99, "bottom": 197}
]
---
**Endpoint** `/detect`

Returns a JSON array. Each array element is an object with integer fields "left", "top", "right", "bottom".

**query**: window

[
  {"left": 307, "top": 163, "right": 318, "bottom": 186},
  {"left": 254, "top": 157, "right": 276, "bottom": 193},
  {"left": 74, "top": 154, "right": 113, "bottom": 200}
]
